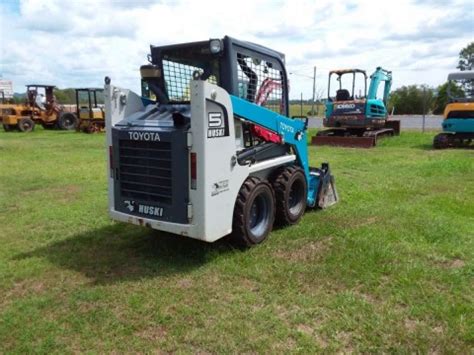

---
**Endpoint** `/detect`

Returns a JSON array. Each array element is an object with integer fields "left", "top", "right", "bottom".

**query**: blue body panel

[
  {"left": 442, "top": 118, "right": 474, "bottom": 133},
  {"left": 230, "top": 95, "right": 319, "bottom": 207},
  {"left": 365, "top": 98, "right": 388, "bottom": 119}
]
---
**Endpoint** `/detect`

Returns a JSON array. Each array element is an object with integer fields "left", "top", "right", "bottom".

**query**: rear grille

[
  {"left": 118, "top": 140, "right": 172, "bottom": 205},
  {"left": 369, "top": 104, "right": 385, "bottom": 116}
]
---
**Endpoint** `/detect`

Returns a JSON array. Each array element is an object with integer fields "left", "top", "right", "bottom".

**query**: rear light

[{"left": 190, "top": 152, "right": 197, "bottom": 189}]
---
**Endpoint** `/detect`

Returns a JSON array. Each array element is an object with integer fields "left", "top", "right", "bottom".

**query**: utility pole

[
  {"left": 300, "top": 92, "right": 303, "bottom": 116},
  {"left": 311, "top": 66, "right": 316, "bottom": 116},
  {"left": 422, "top": 86, "right": 426, "bottom": 133}
]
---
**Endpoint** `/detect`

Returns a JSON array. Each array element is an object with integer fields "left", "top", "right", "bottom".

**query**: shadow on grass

[
  {"left": 14, "top": 223, "right": 236, "bottom": 285},
  {"left": 412, "top": 143, "right": 435, "bottom": 150}
]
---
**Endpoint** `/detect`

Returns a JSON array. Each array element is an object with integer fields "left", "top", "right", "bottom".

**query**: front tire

[
  {"left": 232, "top": 177, "right": 276, "bottom": 247},
  {"left": 57, "top": 113, "right": 78, "bottom": 130},
  {"left": 18, "top": 117, "right": 35, "bottom": 132},
  {"left": 272, "top": 166, "right": 307, "bottom": 225}
]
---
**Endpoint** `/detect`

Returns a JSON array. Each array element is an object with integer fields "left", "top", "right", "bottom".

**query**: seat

[{"left": 336, "top": 89, "right": 350, "bottom": 101}]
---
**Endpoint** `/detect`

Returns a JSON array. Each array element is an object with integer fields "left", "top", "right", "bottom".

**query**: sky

[{"left": 0, "top": 0, "right": 472, "bottom": 99}]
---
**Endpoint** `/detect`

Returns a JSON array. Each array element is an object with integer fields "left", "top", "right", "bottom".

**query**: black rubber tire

[
  {"left": 57, "top": 113, "right": 78, "bottom": 130},
  {"left": 231, "top": 176, "right": 276, "bottom": 247},
  {"left": 272, "top": 166, "right": 307, "bottom": 225},
  {"left": 433, "top": 133, "right": 450, "bottom": 149},
  {"left": 18, "top": 117, "right": 35, "bottom": 132},
  {"left": 3, "top": 124, "right": 17, "bottom": 132}
]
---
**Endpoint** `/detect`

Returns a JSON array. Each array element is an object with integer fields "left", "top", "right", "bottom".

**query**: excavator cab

[{"left": 325, "top": 69, "right": 368, "bottom": 126}]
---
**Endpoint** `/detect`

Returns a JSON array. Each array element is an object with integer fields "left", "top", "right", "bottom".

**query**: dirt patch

[
  {"left": 404, "top": 318, "right": 418, "bottom": 331},
  {"left": 5, "top": 279, "right": 46, "bottom": 299},
  {"left": 136, "top": 325, "right": 168, "bottom": 341},
  {"left": 274, "top": 237, "right": 333, "bottom": 262},
  {"left": 436, "top": 258, "right": 465, "bottom": 269},
  {"left": 448, "top": 259, "right": 465, "bottom": 269},
  {"left": 176, "top": 278, "right": 193, "bottom": 289},
  {"left": 297, "top": 323, "right": 314, "bottom": 335}
]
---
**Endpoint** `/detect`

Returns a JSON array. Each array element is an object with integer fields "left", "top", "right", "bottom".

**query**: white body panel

[{"left": 105, "top": 80, "right": 293, "bottom": 242}]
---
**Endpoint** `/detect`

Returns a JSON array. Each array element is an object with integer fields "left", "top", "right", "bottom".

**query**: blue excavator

[{"left": 312, "top": 67, "right": 400, "bottom": 148}]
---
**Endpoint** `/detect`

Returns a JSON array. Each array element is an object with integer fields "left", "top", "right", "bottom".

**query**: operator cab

[
  {"left": 140, "top": 37, "right": 289, "bottom": 116},
  {"left": 328, "top": 69, "right": 367, "bottom": 102},
  {"left": 445, "top": 71, "right": 474, "bottom": 119},
  {"left": 26, "top": 85, "right": 56, "bottom": 111},
  {"left": 134, "top": 36, "right": 290, "bottom": 147}
]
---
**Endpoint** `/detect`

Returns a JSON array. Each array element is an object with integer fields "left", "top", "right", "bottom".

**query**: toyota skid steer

[{"left": 105, "top": 36, "right": 338, "bottom": 246}]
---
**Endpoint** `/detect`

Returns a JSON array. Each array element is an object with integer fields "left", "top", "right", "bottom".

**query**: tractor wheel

[
  {"left": 57, "top": 113, "right": 78, "bottom": 130},
  {"left": 433, "top": 133, "right": 450, "bottom": 149},
  {"left": 272, "top": 166, "right": 307, "bottom": 225},
  {"left": 232, "top": 176, "right": 275, "bottom": 247},
  {"left": 3, "top": 124, "right": 17, "bottom": 132},
  {"left": 18, "top": 117, "right": 35, "bottom": 132}
]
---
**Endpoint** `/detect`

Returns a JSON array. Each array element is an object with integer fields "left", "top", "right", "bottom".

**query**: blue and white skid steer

[{"left": 105, "top": 36, "right": 338, "bottom": 246}]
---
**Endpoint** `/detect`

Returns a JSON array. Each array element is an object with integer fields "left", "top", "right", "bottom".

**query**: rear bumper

[{"left": 109, "top": 209, "right": 212, "bottom": 242}]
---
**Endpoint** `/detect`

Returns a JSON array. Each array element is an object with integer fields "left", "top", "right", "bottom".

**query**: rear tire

[
  {"left": 231, "top": 177, "right": 275, "bottom": 247},
  {"left": 272, "top": 166, "right": 307, "bottom": 225},
  {"left": 57, "top": 113, "right": 78, "bottom": 130},
  {"left": 18, "top": 117, "right": 35, "bottom": 132},
  {"left": 3, "top": 124, "right": 17, "bottom": 132}
]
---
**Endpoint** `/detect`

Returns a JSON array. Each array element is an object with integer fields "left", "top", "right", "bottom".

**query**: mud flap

[{"left": 309, "top": 163, "right": 338, "bottom": 208}]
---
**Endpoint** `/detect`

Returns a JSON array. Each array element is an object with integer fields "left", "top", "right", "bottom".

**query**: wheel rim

[
  {"left": 288, "top": 178, "right": 305, "bottom": 215},
  {"left": 65, "top": 117, "right": 73, "bottom": 128},
  {"left": 22, "top": 122, "right": 32, "bottom": 131},
  {"left": 249, "top": 193, "right": 270, "bottom": 238}
]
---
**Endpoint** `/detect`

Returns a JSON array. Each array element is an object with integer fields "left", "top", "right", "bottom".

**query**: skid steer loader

[{"left": 105, "top": 36, "right": 338, "bottom": 246}]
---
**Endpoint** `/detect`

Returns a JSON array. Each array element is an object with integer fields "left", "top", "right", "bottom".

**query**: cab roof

[
  {"left": 329, "top": 69, "right": 366, "bottom": 75},
  {"left": 26, "top": 84, "right": 56, "bottom": 88}
]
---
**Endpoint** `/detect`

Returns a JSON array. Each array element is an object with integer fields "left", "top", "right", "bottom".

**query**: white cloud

[{"left": 0, "top": 0, "right": 472, "bottom": 98}]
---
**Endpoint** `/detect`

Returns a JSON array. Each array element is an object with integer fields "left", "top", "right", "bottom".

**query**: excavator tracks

[{"left": 311, "top": 124, "right": 399, "bottom": 148}]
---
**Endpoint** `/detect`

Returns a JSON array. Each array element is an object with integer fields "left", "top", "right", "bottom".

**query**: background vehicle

[
  {"left": 75, "top": 88, "right": 105, "bottom": 133},
  {"left": 105, "top": 36, "right": 338, "bottom": 246},
  {"left": 433, "top": 71, "right": 474, "bottom": 149},
  {"left": 1, "top": 85, "right": 77, "bottom": 132},
  {"left": 312, "top": 67, "right": 400, "bottom": 148}
]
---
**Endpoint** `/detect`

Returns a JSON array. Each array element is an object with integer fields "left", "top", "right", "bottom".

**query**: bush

[{"left": 389, "top": 85, "right": 433, "bottom": 115}]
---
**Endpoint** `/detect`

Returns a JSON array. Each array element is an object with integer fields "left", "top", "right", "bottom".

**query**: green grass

[
  {"left": 289, "top": 103, "right": 324, "bottom": 117},
  {"left": 0, "top": 128, "right": 473, "bottom": 353}
]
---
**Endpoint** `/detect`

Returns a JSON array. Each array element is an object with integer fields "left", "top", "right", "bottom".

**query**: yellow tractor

[
  {"left": 1, "top": 85, "right": 77, "bottom": 132},
  {"left": 75, "top": 88, "right": 105, "bottom": 133}
]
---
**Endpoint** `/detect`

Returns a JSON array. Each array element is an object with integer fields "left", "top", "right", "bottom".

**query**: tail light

[{"left": 190, "top": 152, "right": 197, "bottom": 189}]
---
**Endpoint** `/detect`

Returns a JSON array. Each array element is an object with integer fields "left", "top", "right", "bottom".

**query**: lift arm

[
  {"left": 368, "top": 67, "right": 392, "bottom": 104},
  {"left": 229, "top": 95, "right": 323, "bottom": 206}
]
